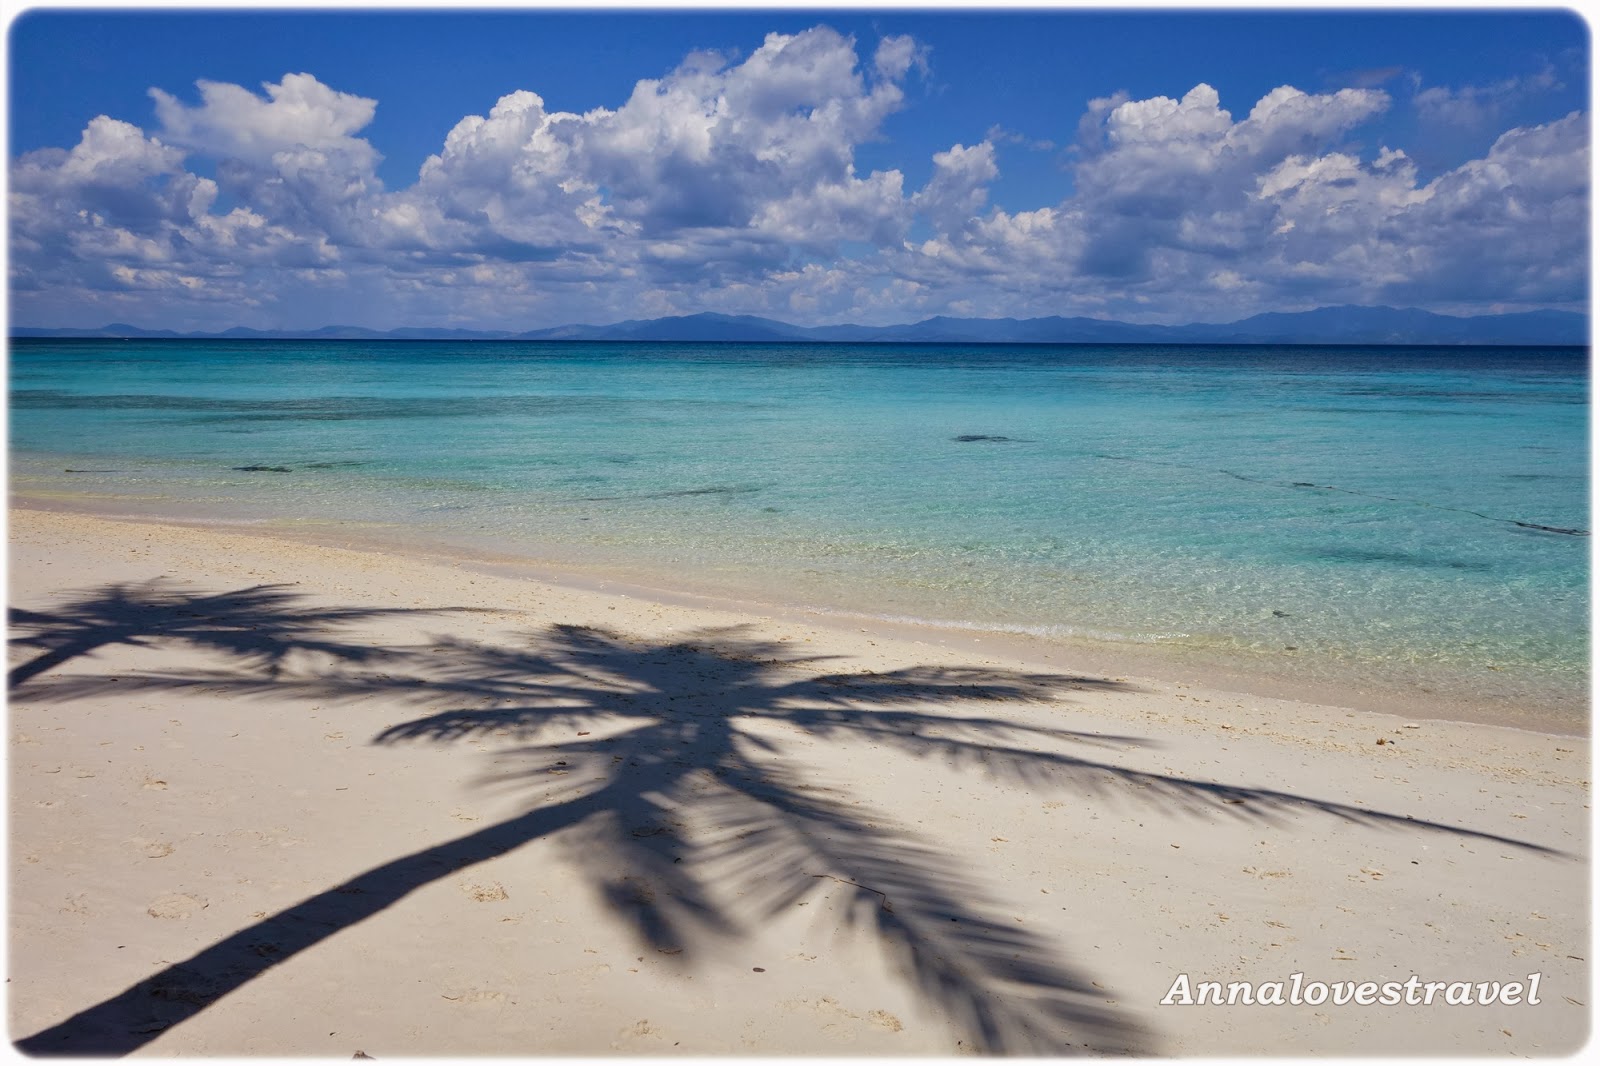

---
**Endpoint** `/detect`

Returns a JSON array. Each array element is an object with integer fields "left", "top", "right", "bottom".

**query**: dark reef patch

[
  {"left": 580, "top": 485, "right": 766, "bottom": 502},
  {"left": 1311, "top": 546, "right": 1494, "bottom": 572},
  {"left": 1096, "top": 453, "right": 1588, "bottom": 537}
]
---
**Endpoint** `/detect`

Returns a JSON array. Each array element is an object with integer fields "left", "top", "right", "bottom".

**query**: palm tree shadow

[
  {"left": 8, "top": 578, "right": 463, "bottom": 688},
  {"left": 13, "top": 623, "right": 1568, "bottom": 1057}
]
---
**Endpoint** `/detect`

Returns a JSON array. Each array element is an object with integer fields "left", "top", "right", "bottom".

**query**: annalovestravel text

[{"left": 1160, "top": 972, "right": 1544, "bottom": 1007}]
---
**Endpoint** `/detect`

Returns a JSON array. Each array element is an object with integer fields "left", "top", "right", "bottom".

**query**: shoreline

[
  {"left": 9, "top": 494, "right": 1586, "bottom": 737},
  {"left": 8, "top": 504, "right": 1589, "bottom": 1055}
]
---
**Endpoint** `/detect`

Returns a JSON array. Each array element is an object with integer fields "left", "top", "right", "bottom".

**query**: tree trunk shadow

[{"left": 15, "top": 794, "right": 600, "bottom": 1057}]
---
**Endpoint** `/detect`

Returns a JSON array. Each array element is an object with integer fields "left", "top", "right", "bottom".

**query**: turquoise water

[{"left": 9, "top": 339, "right": 1590, "bottom": 719}]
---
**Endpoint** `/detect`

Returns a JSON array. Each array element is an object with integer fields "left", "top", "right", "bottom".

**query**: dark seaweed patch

[
  {"left": 1095, "top": 453, "right": 1588, "bottom": 537},
  {"left": 580, "top": 485, "right": 766, "bottom": 502},
  {"left": 1313, "top": 546, "right": 1494, "bottom": 572}
]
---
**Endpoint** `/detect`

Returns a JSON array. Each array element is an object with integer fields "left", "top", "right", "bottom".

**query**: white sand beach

[{"left": 7, "top": 506, "right": 1589, "bottom": 1056}]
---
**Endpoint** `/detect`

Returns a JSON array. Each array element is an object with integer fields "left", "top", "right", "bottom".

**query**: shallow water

[{"left": 10, "top": 338, "right": 1589, "bottom": 722}]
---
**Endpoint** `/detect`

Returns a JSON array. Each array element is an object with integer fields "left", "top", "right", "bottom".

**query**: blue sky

[{"left": 8, "top": 7, "right": 1590, "bottom": 331}]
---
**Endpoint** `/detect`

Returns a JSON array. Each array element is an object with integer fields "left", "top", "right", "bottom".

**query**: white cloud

[
  {"left": 1413, "top": 65, "right": 1562, "bottom": 129},
  {"left": 1104, "top": 83, "right": 1237, "bottom": 146},
  {"left": 912, "top": 141, "right": 998, "bottom": 237},
  {"left": 379, "top": 25, "right": 919, "bottom": 270},
  {"left": 7, "top": 36, "right": 1588, "bottom": 331},
  {"left": 883, "top": 80, "right": 1582, "bottom": 323},
  {"left": 147, "top": 73, "right": 384, "bottom": 250},
  {"left": 1229, "top": 85, "right": 1391, "bottom": 156},
  {"left": 578, "top": 26, "right": 912, "bottom": 240},
  {"left": 36, "top": 115, "right": 185, "bottom": 185},
  {"left": 875, "top": 35, "right": 926, "bottom": 83},
  {"left": 1072, "top": 83, "right": 1390, "bottom": 268},
  {"left": 1385, "top": 111, "right": 1589, "bottom": 303},
  {"left": 150, "top": 73, "right": 379, "bottom": 170}
]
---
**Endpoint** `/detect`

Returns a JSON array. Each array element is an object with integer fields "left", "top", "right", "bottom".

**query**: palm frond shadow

[
  {"left": 8, "top": 579, "right": 464, "bottom": 689},
  {"left": 14, "top": 622, "right": 1564, "bottom": 1057}
]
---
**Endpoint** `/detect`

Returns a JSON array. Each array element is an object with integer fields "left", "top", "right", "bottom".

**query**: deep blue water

[{"left": 9, "top": 339, "right": 1589, "bottom": 718}]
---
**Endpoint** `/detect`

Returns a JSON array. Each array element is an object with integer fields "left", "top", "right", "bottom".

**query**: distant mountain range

[{"left": 10, "top": 305, "right": 1588, "bottom": 346}]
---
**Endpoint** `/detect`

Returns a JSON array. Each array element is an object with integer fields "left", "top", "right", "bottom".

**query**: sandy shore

[{"left": 7, "top": 506, "right": 1589, "bottom": 1055}]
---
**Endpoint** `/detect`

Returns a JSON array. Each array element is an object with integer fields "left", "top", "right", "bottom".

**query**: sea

[{"left": 9, "top": 339, "right": 1590, "bottom": 727}]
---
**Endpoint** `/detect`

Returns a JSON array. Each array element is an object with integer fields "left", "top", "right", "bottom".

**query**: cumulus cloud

[
  {"left": 886, "top": 79, "right": 1583, "bottom": 321},
  {"left": 142, "top": 73, "right": 384, "bottom": 255},
  {"left": 150, "top": 73, "right": 379, "bottom": 168},
  {"left": 380, "top": 24, "right": 920, "bottom": 272},
  {"left": 912, "top": 141, "right": 998, "bottom": 237},
  {"left": 577, "top": 26, "right": 913, "bottom": 242},
  {"left": 1383, "top": 111, "right": 1589, "bottom": 304},
  {"left": 7, "top": 30, "right": 1589, "bottom": 331},
  {"left": 11, "top": 117, "right": 196, "bottom": 238},
  {"left": 12, "top": 118, "right": 205, "bottom": 294},
  {"left": 1036, "top": 83, "right": 1392, "bottom": 286}
]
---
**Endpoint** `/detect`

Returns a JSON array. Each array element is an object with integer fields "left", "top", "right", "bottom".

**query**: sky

[{"left": 6, "top": 5, "right": 1591, "bottom": 331}]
